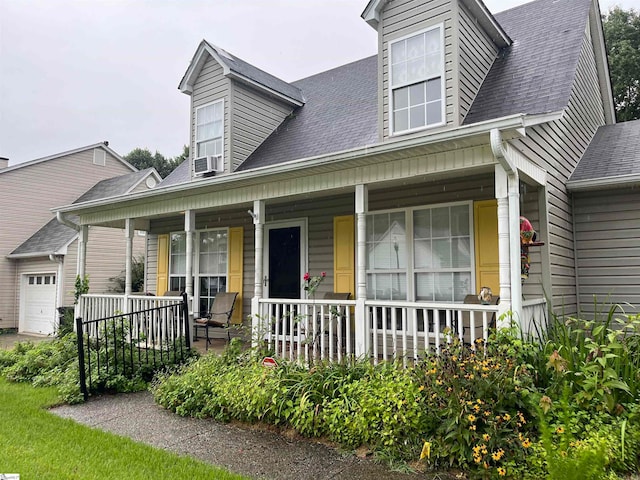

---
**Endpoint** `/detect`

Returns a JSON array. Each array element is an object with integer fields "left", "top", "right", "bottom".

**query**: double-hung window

[
  {"left": 390, "top": 25, "right": 444, "bottom": 134},
  {"left": 169, "top": 232, "right": 188, "bottom": 292},
  {"left": 366, "top": 202, "right": 473, "bottom": 303},
  {"left": 168, "top": 228, "right": 229, "bottom": 315},
  {"left": 197, "top": 230, "right": 228, "bottom": 315},
  {"left": 195, "top": 100, "right": 224, "bottom": 159}
]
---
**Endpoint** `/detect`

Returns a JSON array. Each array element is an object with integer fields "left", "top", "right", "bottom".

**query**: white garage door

[{"left": 21, "top": 274, "right": 57, "bottom": 335}]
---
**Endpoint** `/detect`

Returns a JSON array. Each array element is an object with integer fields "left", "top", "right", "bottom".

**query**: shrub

[
  {"left": 412, "top": 340, "right": 537, "bottom": 478},
  {"left": 321, "top": 362, "right": 426, "bottom": 458},
  {"left": 0, "top": 334, "right": 83, "bottom": 403}
]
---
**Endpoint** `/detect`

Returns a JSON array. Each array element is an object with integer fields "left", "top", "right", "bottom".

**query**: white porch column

[
  {"left": 78, "top": 225, "right": 88, "bottom": 281},
  {"left": 124, "top": 218, "right": 134, "bottom": 297},
  {"left": 508, "top": 175, "right": 523, "bottom": 324},
  {"left": 251, "top": 200, "right": 265, "bottom": 346},
  {"left": 491, "top": 129, "right": 522, "bottom": 326},
  {"left": 184, "top": 210, "right": 195, "bottom": 297},
  {"left": 495, "top": 166, "right": 511, "bottom": 325},
  {"left": 252, "top": 200, "right": 265, "bottom": 299},
  {"left": 355, "top": 184, "right": 368, "bottom": 357}
]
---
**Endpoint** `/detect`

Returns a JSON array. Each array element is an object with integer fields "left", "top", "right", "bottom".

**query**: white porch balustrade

[{"left": 77, "top": 294, "right": 547, "bottom": 363}]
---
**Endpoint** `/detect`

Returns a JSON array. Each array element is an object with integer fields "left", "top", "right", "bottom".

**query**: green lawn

[{"left": 0, "top": 378, "right": 247, "bottom": 479}]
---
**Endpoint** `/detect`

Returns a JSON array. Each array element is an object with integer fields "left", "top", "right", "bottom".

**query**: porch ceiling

[{"left": 53, "top": 116, "right": 544, "bottom": 228}]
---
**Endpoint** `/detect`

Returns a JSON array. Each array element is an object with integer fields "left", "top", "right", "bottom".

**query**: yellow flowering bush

[{"left": 412, "top": 339, "right": 537, "bottom": 478}]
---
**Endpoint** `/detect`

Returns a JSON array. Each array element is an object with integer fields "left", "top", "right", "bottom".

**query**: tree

[
  {"left": 124, "top": 146, "right": 188, "bottom": 178},
  {"left": 603, "top": 7, "right": 640, "bottom": 122},
  {"left": 108, "top": 256, "right": 145, "bottom": 293}
]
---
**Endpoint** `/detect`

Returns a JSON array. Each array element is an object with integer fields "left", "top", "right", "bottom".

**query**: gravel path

[{"left": 51, "top": 391, "right": 428, "bottom": 480}]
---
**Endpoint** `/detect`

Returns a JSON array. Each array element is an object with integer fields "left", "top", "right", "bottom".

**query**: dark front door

[{"left": 268, "top": 226, "right": 301, "bottom": 299}]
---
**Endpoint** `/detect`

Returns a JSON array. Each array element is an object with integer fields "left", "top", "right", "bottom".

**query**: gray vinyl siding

[
  {"left": 145, "top": 174, "right": 518, "bottom": 318},
  {"left": 150, "top": 208, "right": 254, "bottom": 323},
  {"left": 0, "top": 148, "right": 135, "bottom": 328},
  {"left": 508, "top": 24, "right": 606, "bottom": 314},
  {"left": 230, "top": 83, "right": 293, "bottom": 171},
  {"left": 191, "top": 55, "right": 230, "bottom": 174},
  {"left": 457, "top": 3, "right": 498, "bottom": 122},
  {"left": 380, "top": 0, "right": 455, "bottom": 139},
  {"left": 574, "top": 189, "right": 640, "bottom": 317}
]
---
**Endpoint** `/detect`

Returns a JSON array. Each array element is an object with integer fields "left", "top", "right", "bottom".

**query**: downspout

[
  {"left": 56, "top": 212, "right": 80, "bottom": 232},
  {"left": 56, "top": 211, "right": 85, "bottom": 279},
  {"left": 49, "top": 254, "right": 64, "bottom": 328},
  {"left": 490, "top": 129, "right": 523, "bottom": 324}
]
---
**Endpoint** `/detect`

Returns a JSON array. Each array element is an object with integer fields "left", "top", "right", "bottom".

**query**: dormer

[
  {"left": 179, "top": 41, "right": 304, "bottom": 180},
  {"left": 362, "top": 0, "right": 510, "bottom": 141}
]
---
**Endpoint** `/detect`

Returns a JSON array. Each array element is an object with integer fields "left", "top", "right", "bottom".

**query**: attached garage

[{"left": 20, "top": 273, "right": 58, "bottom": 335}]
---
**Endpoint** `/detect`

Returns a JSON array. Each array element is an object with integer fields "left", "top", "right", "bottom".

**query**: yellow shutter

[
  {"left": 333, "top": 215, "right": 355, "bottom": 296},
  {"left": 227, "top": 226, "right": 244, "bottom": 324},
  {"left": 156, "top": 234, "right": 169, "bottom": 296},
  {"left": 474, "top": 200, "right": 500, "bottom": 297}
]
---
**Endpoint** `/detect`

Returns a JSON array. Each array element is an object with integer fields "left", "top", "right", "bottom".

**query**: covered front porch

[{"left": 61, "top": 123, "right": 551, "bottom": 362}]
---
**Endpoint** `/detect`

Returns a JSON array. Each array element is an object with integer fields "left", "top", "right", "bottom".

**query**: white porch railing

[
  {"left": 256, "top": 298, "right": 357, "bottom": 364},
  {"left": 520, "top": 298, "right": 549, "bottom": 339},
  {"left": 76, "top": 294, "right": 184, "bottom": 323},
  {"left": 256, "top": 298, "right": 504, "bottom": 365},
  {"left": 365, "top": 300, "right": 499, "bottom": 364},
  {"left": 77, "top": 294, "right": 548, "bottom": 363},
  {"left": 76, "top": 294, "right": 186, "bottom": 342}
]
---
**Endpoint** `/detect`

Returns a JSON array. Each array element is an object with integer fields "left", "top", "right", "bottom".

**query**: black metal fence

[{"left": 76, "top": 293, "right": 191, "bottom": 400}]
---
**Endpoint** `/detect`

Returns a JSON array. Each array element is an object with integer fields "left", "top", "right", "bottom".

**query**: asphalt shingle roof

[
  {"left": 237, "top": 56, "right": 378, "bottom": 171},
  {"left": 569, "top": 119, "right": 640, "bottom": 183},
  {"left": 236, "top": 0, "right": 593, "bottom": 171},
  {"left": 10, "top": 217, "right": 79, "bottom": 256},
  {"left": 11, "top": 169, "right": 155, "bottom": 256},
  {"left": 73, "top": 168, "right": 155, "bottom": 204},
  {"left": 158, "top": 160, "right": 189, "bottom": 187},
  {"left": 204, "top": 42, "right": 304, "bottom": 105},
  {"left": 464, "top": 0, "right": 592, "bottom": 124}
]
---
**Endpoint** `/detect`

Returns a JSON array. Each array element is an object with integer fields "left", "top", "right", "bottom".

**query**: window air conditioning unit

[{"left": 193, "top": 154, "right": 224, "bottom": 176}]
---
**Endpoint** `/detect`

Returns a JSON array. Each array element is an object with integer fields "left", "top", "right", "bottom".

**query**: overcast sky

[{"left": 0, "top": 0, "right": 635, "bottom": 165}]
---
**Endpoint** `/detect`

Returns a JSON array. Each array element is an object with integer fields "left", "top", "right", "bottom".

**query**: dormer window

[
  {"left": 196, "top": 99, "right": 224, "bottom": 160},
  {"left": 390, "top": 25, "right": 444, "bottom": 134}
]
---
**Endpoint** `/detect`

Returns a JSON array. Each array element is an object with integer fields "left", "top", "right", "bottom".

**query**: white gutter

[
  {"left": 490, "top": 128, "right": 523, "bottom": 324},
  {"left": 567, "top": 173, "right": 640, "bottom": 191},
  {"left": 56, "top": 211, "right": 80, "bottom": 231},
  {"left": 7, "top": 251, "right": 64, "bottom": 259},
  {"left": 53, "top": 113, "right": 550, "bottom": 215}
]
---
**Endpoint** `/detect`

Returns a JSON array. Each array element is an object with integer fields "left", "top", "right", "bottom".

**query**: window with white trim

[
  {"left": 169, "top": 232, "right": 189, "bottom": 293},
  {"left": 195, "top": 100, "right": 224, "bottom": 158},
  {"left": 413, "top": 204, "right": 471, "bottom": 302},
  {"left": 366, "top": 202, "right": 473, "bottom": 302},
  {"left": 390, "top": 25, "right": 444, "bottom": 134},
  {"left": 168, "top": 229, "right": 229, "bottom": 316},
  {"left": 197, "top": 230, "right": 228, "bottom": 316}
]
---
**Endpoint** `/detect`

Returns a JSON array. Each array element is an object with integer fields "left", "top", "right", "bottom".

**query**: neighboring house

[
  {"left": 53, "top": 0, "right": 626, "bottom": 357},
  {"left": 0, "top": 143, "right": 160, "bottom": 335}
]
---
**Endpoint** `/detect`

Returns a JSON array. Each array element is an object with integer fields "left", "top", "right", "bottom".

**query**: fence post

[
  {"left": 75, "top": 317, "right": 89, "bottom": 401},
  {"left": 182, "top": 292, "right": 191, "bottom": 350}
]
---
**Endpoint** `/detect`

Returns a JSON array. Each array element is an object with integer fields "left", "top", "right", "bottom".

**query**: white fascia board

[
  {"left": 178, "top": 41, "right": 215, "bottom": 94},
  {"left": 460, "top": 0, "right": 511, "bottom": 47},
  {"left": 361, "top": 0, "right": 386, "bottom": 28},
  {"left": 6, "top": 251, "right": 59, "bottom": 259},
  {"left": 567, "top": 174, "right": 640, "bottom": 191},
  {"left": 52, "top": 113, "right": 535, "bottom": 215},
  {"left": 127, "top": 169, "right": 162, "bottom": 193}
]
